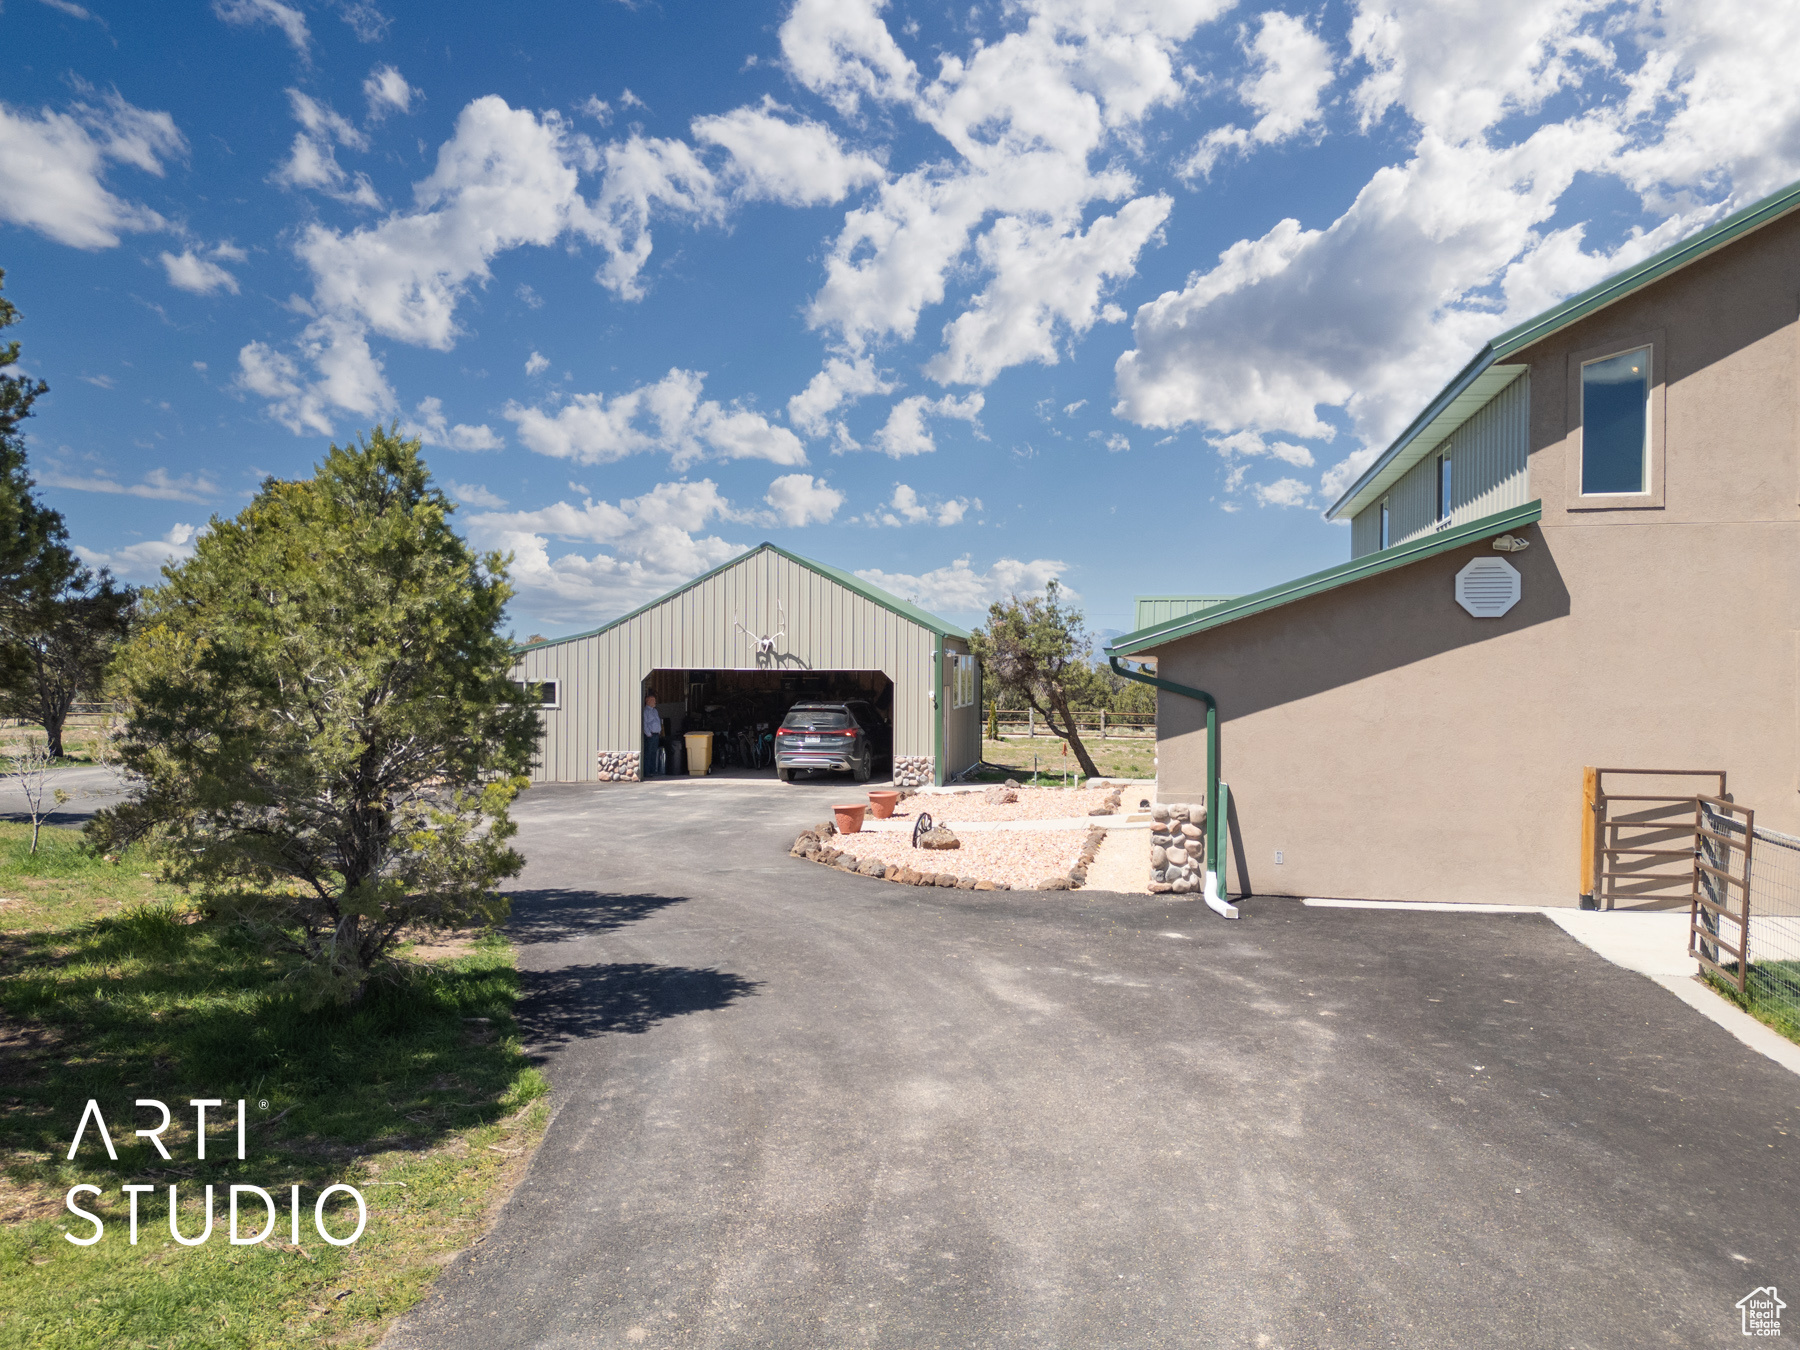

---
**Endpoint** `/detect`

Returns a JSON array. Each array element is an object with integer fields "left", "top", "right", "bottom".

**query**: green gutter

[
  {"left": 1107, "top": 656, "right": 1237, "bottom": 919},
  {"left": 1110, "top": 500, "right": 1542, "bottom": 656}
]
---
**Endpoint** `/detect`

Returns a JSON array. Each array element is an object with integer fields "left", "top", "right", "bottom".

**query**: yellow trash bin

[{"left": 685, "top": 731, "right": 713, "bottom": 776}]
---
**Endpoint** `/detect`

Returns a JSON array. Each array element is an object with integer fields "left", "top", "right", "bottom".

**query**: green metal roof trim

[
  {"left": 1328, "top": 177, "right": 1800, "bottom": 522},
  {"left": 1133, "top": 595, "right": 1237, "bottom": 631},
  {"left": 511, "top": 542, "right": 970, "bottom": 655},
  {"left": 1107, "top": 500, "right": 1542, "bottom": 656}
]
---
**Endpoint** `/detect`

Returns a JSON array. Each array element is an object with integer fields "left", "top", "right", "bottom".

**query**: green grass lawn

[
  {"left": 1705, "top": 962, "right": 1800, "bottom": 1047},
  {"left": 969, "top": 734, "right": 1156, "bottom": 785},
  {"left": 0, "top": 822, "right": 548, "bottom": 1349}
]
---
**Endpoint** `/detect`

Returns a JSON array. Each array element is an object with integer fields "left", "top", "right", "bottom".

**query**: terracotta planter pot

[
  {"left": 833, "top": 803, "right": 868, "bottom": 834},
  {"left": 868, "top": 790, "right": 900, "bottom": 819}
]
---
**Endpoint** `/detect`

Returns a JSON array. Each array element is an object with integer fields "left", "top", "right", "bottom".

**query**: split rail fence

[{"left": 987, "top": 708, "right": 1154, "bottom": 740}]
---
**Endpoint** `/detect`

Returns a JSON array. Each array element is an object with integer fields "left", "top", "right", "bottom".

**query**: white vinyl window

[{"left": 952, "top": 654, "right": 976, "bottom": 708}]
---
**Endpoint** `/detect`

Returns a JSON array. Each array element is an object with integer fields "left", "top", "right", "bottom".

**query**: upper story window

[
  {"left": 1379, "top": 500, "right": 1390, "bottom": 549},
  {"left": 1436, "top": 454, "right": 1453, "bottom": 524},
  {"left": 1581, "top": 347, "right": 1651, "bottom": 495}
]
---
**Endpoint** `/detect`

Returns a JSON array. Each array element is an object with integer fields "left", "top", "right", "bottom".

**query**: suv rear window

[{"left": 782, "top": 708, "right": 849, "bottom": 730}]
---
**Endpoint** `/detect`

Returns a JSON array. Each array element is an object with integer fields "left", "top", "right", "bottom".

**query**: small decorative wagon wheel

[{"left": 911, "top": 812, "right": 934, "bottom": 848}]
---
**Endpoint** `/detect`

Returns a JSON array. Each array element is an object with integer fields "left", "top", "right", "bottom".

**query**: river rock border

[
  {"left": 1149, "top": 801, "right": 1206, "bottom": 893},
  {"left": 892, "top": 756, "right": 933, "bottom": 788},
  {"left": 788, "top": 820, "right": 1108, "bottom": 893},
  {"left": 598, "top": 750, "right": 641, "bottom": 782}
]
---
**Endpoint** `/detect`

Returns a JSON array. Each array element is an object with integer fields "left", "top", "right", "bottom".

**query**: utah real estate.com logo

[{"left": 1738, "top": 1287, "right": 1785, "bottom": 1338}]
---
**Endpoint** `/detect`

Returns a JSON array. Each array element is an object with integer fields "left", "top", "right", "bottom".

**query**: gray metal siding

[
  {"left": 512, "top": 548, "right": 959, "bottom": 782},
  {"left": 1350, "top": 374, "right": 1531, "bottom": 557}
]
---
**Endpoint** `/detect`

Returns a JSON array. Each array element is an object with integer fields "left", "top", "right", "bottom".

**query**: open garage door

[{"left": 642, "top": 668, "right": 892, "bottom": 777}]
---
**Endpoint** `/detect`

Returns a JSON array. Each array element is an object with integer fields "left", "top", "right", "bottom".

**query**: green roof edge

[
  {"left": 1106, "top": 500, "right": 1542, "bottom": 655},
  {"left": 1327, "top": 177, "right": 1800, "bottom": 522},
  {"left": 511, "top": 542, "right": 969, "bottom": 656}
]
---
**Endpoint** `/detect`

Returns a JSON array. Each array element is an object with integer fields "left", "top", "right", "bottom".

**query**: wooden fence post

[{"left": 1580, "top": 766, "right": 1598, "bottom": 909}]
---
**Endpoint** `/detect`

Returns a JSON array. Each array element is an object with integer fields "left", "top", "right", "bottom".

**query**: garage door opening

[{"left": 643, "top": 668, "right": 893, "bottom": 778}]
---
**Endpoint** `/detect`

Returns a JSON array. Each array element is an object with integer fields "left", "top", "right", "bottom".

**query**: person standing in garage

[{"left": 642, "top": 692, "right": 665, "bottom": 776}]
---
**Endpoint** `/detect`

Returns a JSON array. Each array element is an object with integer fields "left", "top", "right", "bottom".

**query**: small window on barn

[
  {"left": 1379, "top": 500, "right": 1390, "bottom": 549},
  {"left": 1581, "top": 347, "right": 1651, "bottom": 495},
  {"left": 513, "top": 680, "right": 559, "bottom": 708},
  {"left": 952, "top": 654, "right": 976, "bottom": 708},
  {"left": 1436, "top": 454, "right": 1453, "bottom": 525}
]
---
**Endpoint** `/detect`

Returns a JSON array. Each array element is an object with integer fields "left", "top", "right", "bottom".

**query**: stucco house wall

[{"left": 1150, "top": 202, "right": 1800, "bottom": 906}]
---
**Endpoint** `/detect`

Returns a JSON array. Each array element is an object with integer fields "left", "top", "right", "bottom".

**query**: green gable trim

[
  {"left": 1107, "top": 500, "right": 1542, "bottom": 656},
  {"left": 1328, "top": 176, "right": 1800, "bottom": 522},
  {"left": 512, "top": 542, "right": 969, "bottom": 656}
]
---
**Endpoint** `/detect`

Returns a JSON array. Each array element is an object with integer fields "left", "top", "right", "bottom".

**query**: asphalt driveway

[{"left": 389, "top": 779, "right": 1798, "bottom": 1349}]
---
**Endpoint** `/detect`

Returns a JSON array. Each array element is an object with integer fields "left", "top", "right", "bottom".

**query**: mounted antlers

[{"left": 733, "top": 603, "right": 786, "bottom": 656}]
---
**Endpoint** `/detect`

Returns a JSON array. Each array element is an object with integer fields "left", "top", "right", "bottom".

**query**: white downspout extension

[
  {"left": 1202, "top": 868, "right": 1239, "bottom": 920},
  {"left": 1201, "top": 778, "right": 1239, "bottom": 918}
]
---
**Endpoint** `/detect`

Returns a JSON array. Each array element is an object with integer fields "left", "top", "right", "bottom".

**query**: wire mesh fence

[{"left": 1699, "top": 802, "right": 1800, "bottom": 1032}]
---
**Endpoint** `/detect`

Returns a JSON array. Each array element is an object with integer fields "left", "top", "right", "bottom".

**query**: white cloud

[
  {"left": 787, "top": 0, "right": 1226, "bottom": 385},
  {"left": 1183, "top": 11, "right": 1337, "bottom": 178},
  {"left": 272, "top": 89, "right": 380, "bottom": 207},
  {"left": 212, "top": 0, "right": 309, "bottom": 54},
  {"left": 589, "top": 133, "right": 725, "bottom": 300},
  {"left": 854, "top": 554, "right": 1069, "bottom": 614},
  {"left": 525, "top": 350, "right": 549, "bottom": 376},
  {"left": 237, "top": 314, "right": 394, "bottom": 436},
  {"left": 38, "top": 467, "right": 218, "bottom": 502},
  {"left": 786, "top": 355, "right": 894, "bottom": 446},
  {"left": 867, "top": 482, "right": 976, "bottom": 527},
  {"left": 160, "top": 249, "right": 235, "bottom": 295},
  {"left": 464, "top": 479, "right": 746, "bottom": 624},
  {"left": 0, "top": 89, "right": 184, "bottom": 249},
  {"left": 1249, "top": 477, "right": 1312, "bottom": 508},
  {"left": 926, "top": 195, "right": 1170, "bottom": 385},
  {"left": 692, "top": 96, "right": 883, "bottom": 206},
  {"left": 339, "top": 2, "right": 390, "bottom": 43},
  {"left": 444, "top": 480, "right": 507, "bottom": 509},
  {"left": 867, "top": 392, "right": 983, "bottom": 458},
  {"left": 405, "top": 396, "right": 503, "bottom": 451},
  {"left": 506, "top": 368, "right": 806, "bottom": 469},
  {"left": 76, "top": 523, "right": 202, "bottom": 579},
  {"left": 364, "top": 65, "right": 416, "bottom": 121},
  {"left": 1115, "top": 0, "right": 1800, "bottom": 511},
  {"left": 764, "top": 472, "right": 844, "bottom": 526}
]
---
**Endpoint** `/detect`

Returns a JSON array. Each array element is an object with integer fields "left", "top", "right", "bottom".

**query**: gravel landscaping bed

[
  {"left": 905, "top": 785, "right": 1116, "bottom": 823},
  {"left": 835, "top": 829, "right": 1086, "bottom": 888}
]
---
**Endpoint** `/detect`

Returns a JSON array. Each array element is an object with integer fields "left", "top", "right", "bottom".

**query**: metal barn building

[{"left": 510, "top": 542, "right": 984, "bottom": 787}]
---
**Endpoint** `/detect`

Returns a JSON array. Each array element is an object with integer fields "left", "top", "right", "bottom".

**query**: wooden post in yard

[{"left": 1580, "top": 766, "right": 1598, "bottom": 909}]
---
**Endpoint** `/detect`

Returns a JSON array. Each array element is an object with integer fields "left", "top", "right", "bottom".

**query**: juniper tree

[
  {"left": 970, "top": 579, "right": 1104, "bottom": 779},
  {"left": 0, "top": 268, "right": 134, "bottom": 756},
  {"left": 91, "top": 427, "right": 540, "bottom": 1003}
]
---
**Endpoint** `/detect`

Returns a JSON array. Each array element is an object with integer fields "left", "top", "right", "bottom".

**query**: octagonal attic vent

[{"left": 1456, "top": 556, "right": 1521, "bottom": 617}]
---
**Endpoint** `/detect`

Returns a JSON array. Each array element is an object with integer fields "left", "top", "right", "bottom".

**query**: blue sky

[{"left": 5, "top": 0, "right": 1798, "bottom": 638}]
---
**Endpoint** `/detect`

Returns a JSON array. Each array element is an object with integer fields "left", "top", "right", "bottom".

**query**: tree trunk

[{"left": 1042, "top": 694, "right": 1102, "bottom": 779}]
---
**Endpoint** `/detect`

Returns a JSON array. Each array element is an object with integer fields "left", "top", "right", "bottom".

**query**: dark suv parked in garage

[{"left": 775, "top": 701, "right": 891, "bottom": 782}]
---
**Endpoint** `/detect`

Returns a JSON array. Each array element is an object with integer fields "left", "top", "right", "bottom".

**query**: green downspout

[
  {"left": 1108, "top": 653, "right": 1231, "bottom": 911},
  {"left": 933, "top": 643, "right": 946, "bottom": 786}
]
